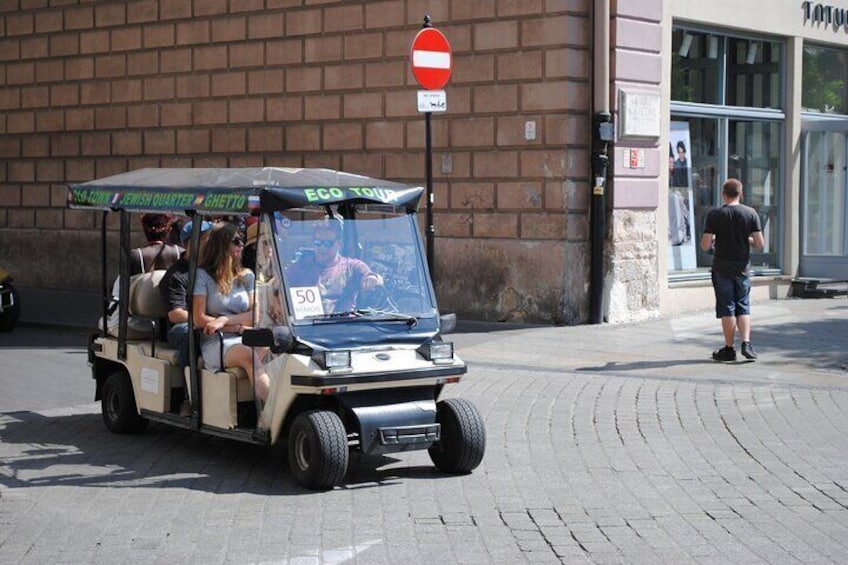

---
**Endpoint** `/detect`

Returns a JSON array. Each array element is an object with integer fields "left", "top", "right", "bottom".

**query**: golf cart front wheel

[
  {"left": 428, "top": 398, "right": 486, "bottom": 474},
  {"left": 101, "top": 370, "right": 148, "bottom": 434},
  {"left": 288, "top": 410, "right": 349, "bottom": 490}
]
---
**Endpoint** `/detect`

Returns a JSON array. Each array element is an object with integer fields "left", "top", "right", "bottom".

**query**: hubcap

[
  {"left": 106, "top": 390, "right": 119, "bottom": 422},
  {"left": 294, "top": 430, "right": 311, "bottom": 471}
]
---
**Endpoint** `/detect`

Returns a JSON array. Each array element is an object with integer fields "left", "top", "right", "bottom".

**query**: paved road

[
  {"left": 0, "top": 325, "right": 92, "bottom": 412},
  {"left": 1, "top": 298, "right": 847, "bottom": 564}
]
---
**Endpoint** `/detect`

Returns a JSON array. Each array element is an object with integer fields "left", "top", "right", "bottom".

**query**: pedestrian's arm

[
  {"left": 749, "top": 231, "right": 765, "bottom": 250},
  {"left": 700, "top": 232, "right": 714, "bottom": 252}
]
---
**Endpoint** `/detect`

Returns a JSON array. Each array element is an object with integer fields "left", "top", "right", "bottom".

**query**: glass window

[
  {"left": 803, "top": 44, "right": 848, "bottom": 115},
  {"left": 671, "top": 30, "right": 721, "bottom": 104},
  {"left": 688, "top": 118, "right": 720, "bottom": 269},
  {"left": 670, "top": 26, "right": 784, "bottom": 276},
  {"left": 728, "top": 120, "right": 781, "bottom": 270},
  {"left": 804, "top": 131, "right": 846, "bottom": 255},
  {"left": 726, "top": 38, "right": 782, "bottom": 109}
]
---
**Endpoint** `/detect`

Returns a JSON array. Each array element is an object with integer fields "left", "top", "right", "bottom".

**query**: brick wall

[{"left": 0, "top": 0, "right": 593, "bottom": 324}]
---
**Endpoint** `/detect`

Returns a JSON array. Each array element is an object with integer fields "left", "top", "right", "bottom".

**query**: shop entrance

[{"left": 800, "top": 120, "right": 848, "bottom": 279}]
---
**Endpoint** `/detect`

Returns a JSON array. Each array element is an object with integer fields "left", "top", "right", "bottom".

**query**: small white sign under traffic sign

[{"left": 417, "top": 90, "right": 447, "bottom": 113}]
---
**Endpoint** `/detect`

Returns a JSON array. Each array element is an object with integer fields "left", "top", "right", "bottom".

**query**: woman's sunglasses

[
  {"left": 313, "top": 238, "right": 337, "bottom": 248},
  {"left": 231, "top": 236, "right": 245, "bottom": 246}
]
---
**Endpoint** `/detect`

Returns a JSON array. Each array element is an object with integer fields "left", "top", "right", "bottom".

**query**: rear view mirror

[
  {"left": 242, "top": 326, "right": 294, "bottom": 354},
  {"left": 242, "top": 328, "right": 274, "bottom": 348},
  {"left": 439, "top": 313, "right": 457, "bottom": 335}
]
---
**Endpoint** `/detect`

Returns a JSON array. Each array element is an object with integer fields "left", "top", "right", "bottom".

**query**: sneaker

[
  {"left": 741, "top": 341, "right": 757, "bottom": 360},
  {"left": 712, "top": 346, "right": 737, "bottom": 362}
]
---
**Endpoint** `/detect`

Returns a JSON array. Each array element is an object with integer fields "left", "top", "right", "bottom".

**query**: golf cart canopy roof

[{"left": 67, "top": 167, "right": 424, "bottom": 214}]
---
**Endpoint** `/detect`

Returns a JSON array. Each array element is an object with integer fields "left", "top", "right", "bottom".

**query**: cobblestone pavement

[{"left": 1, "top": 298, "right": 847, "bottom": 564}]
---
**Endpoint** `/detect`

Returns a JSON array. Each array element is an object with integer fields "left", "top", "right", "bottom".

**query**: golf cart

[
  {"left": 0, "top": 265, "right": 20, "bottom": 332},
  {"left": 68, "top": 167, "right": 485, "bottom": 489}
]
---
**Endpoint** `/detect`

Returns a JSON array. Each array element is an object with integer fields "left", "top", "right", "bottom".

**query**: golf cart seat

[
  {"left": 196, "top": 357, "right": 254, "bottom": 429},
  {"left": 139, "top": 343, "right": 180, "bottom": 365},
  {"left": 129, "top": 270, "right": 168, "bottom": 320}
]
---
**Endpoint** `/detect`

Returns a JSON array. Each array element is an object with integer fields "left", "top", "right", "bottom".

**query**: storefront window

[
  {"left": 689, "top": 118, "right": 719, "bottom": 269},
  {"left": 726, "top": 38, "right": 782, "bottom": 109},
  {"left": 671, "top": 30, "right": 720, "bottom": 104},
  {"left": 802, "top": 44, "right": 848, "bottom": 115},
  {"left": 728, "top": 120, "right": 781, "bottom": 270},
  {"left": 670, "top": 26, "right": 784, "bottom": 276}
]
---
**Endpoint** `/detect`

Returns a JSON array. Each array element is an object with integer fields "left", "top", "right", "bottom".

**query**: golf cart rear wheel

[
  {"left": 101, "top": 370, "right": 148, "bottom": 434},
  {"left": 288, "top": 410, "right": 349, "bottom": 490},
  {"left": 428, "top": 398, "right": 486, "bottom": 474}
]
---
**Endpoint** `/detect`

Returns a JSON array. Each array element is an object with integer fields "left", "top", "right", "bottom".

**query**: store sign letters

[{"left": 802, "top": 1, "right": 848, "bottom": 30}]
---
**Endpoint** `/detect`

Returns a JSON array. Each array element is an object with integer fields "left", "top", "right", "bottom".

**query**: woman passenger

[
  {"left": 133, "top": 213, "right": 182, "bottom": 275},
  {"left": 193, "top": 222, "right": 271, "bottom": 405}
]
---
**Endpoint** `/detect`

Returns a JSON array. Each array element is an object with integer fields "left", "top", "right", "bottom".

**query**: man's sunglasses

[{"left": 313, "top": 238, "right": 337, "bottom": 248}]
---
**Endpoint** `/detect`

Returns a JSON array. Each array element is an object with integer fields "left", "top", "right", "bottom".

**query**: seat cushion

[
  {"left": 129, "top": 270, "right": 168, "bottom": 318},
  {"left": 139, "top": 343, "right": 180, "bottom": 365}
]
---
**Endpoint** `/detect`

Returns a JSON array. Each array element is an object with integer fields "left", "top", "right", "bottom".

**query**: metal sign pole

[{"left": 425, "top": 110, "right": 435, "bottom": 281}]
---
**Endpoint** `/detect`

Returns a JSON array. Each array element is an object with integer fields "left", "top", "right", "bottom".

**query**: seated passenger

[
  {"left": 132, "top": 213, "right": 183, "bottom": 275},
  {"left": 192, "top": 222, "right": 270, "bottom": 403},
  {"left": 159, "top": 220, "right": 212, "bottom": 370},
  {"left": 285, "top": 217, "right": 383, "bottom": 313}
]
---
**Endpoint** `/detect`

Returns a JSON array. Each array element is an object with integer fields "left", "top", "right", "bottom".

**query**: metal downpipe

[{"left": 589, "top": 0, "right": 612, "bottom": 324}]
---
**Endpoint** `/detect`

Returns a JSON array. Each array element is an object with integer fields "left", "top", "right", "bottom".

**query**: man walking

[{"left": 700, "top": 178, "right": 765, "bottom": 362}]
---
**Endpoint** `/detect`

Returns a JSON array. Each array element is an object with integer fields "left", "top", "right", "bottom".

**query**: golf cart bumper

[
  {"left": 289, "top": 361, "right": 466, "bottom": 454},
  {"left": 342, "top": 395, "right": 440, "bottom": 455}
]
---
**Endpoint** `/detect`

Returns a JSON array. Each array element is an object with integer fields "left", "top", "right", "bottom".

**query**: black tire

[
  {"left": 0, "top": 284, "right": 21, "bottom": 333},
  {"left": 288, "top": 410, "right": 349, "bottom": 490},
  {"left": 428, "top": 398, "right": 486, "bottom": 474},
  {"left": 101, "top": 370, "right": 148, "bottom": 434}
]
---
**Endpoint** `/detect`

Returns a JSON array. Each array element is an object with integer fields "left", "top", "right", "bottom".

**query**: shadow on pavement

[
  {"left": 455, "top": 320, "right": 543, "bottom": 334},
  {"left": 576, "top": 358, "right": 717, "bottom": 372},
  {"left": 754, "top": 315, "right": 848, "bottom": 372},
  {"left": 572, "top": 315, "right": 848, "bottom": 375},
  {"left": 0, "top": 410, "right": 459, "bottom": 496}
]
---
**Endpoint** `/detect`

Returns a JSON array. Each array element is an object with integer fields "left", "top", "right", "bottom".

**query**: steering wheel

[{"left": 357, "top": 284, "right": 398, "bottom": 312}]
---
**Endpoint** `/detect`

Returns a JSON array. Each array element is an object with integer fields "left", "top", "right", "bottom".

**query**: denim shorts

[{"left": 711, "top": 271, "right": 751, "bottom": 318}]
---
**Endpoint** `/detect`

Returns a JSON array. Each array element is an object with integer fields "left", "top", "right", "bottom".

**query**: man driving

[{"left": 285, "top": 217, "right": 383, "bottom": 313}]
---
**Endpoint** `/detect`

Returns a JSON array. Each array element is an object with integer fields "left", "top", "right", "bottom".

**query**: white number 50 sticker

[{"left": 289, "top": 286, "right": 325, "bottom": 319}]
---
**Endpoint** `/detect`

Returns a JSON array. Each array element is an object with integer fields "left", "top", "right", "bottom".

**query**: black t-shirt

[
  {"left": 159, "top": 258, "right": 190, "bottom": 314},
  {"left": 703, "top": 203, "right": 762, "bottom": 275}
]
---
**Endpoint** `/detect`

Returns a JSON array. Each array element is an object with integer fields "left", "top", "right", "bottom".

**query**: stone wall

[
  {"left": 606, "top": 0, "right": 664, "bottom": 323},
  {"left": 0, "top": 1, "right": 595, "bottom": 324}
]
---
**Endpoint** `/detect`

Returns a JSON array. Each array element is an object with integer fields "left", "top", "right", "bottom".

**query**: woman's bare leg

[{"left": 225, "top": 345, "right": 270, "bottom": 402}]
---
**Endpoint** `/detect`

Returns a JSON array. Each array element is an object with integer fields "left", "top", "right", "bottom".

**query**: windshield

[{"left": 262, "top": 206, "right": 439, "bottom": 348}]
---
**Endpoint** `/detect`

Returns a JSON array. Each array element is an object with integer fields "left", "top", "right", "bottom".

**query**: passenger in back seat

[
  {"left": 160, "top": 220, "right": 212, "bottom": 370},
  {"left": 133, "top": 214, "right": 183, "bottom": 275},
  {"left": 193, "top": 223, "right": 271, "bottom": 404}
]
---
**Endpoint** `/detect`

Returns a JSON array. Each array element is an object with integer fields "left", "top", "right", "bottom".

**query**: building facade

[{"left": 0, "top": 1, "right": 845, "bottom": 326}]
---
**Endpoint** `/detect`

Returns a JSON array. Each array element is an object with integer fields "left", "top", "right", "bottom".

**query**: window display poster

[{"left": 668, "top": 121, "right": 697, "bottom": 270}]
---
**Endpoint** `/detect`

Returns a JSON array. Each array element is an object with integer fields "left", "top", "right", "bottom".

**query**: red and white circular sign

[{"left": 410, "top": 27, "right": 452, "bottom": 90}]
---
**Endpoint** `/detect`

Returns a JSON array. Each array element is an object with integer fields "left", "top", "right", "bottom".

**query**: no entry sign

[{"left": 410, "top": 27, "right": 452, "bottom": 90}]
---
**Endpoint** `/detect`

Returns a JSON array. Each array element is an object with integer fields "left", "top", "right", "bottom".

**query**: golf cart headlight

[
  {"left": 321, "top": 350, "right": 352, "bottom": 371},
  {"left": 418, "top": 342, "right": 454, "bottom": 363}
]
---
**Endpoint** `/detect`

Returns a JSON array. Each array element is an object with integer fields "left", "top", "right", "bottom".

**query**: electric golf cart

[
  {"left": 0, "top": 265, "right": 20, "bottom": 332},
  {"left": 68, "top": 167, "right": 485, "bottom": 489}
]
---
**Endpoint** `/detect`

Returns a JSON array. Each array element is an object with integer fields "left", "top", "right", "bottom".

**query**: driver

[{"left": 285, "top": 217, "right": 383, "bottom": 313}]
